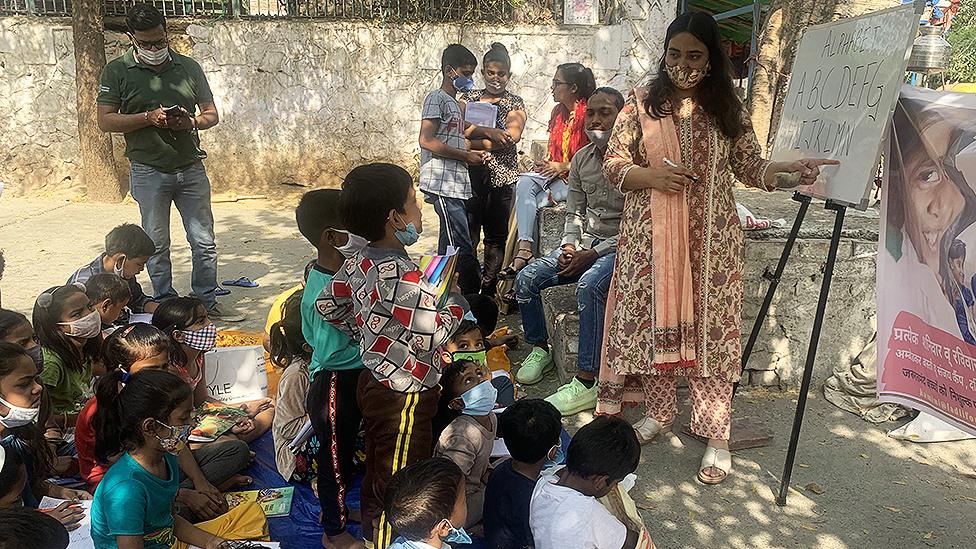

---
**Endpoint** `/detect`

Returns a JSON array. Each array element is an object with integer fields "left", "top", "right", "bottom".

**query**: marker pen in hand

[{"left": 663, "top": 157, "right": 699, "bottom": 182}]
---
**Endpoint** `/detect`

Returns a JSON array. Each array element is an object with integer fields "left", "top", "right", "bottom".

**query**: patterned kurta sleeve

[
  {"left": 604, "top": 95, "right": 647, "bottom": 192},
  {"left": 730, "top": 112, "right": 774, "bottom": 191}
]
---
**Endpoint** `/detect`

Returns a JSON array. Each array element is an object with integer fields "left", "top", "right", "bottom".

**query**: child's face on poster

[{"left": 902, "top": 126, "right": 963, "bottom": 271}]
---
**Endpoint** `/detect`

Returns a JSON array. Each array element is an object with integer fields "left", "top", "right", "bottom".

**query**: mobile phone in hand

[{"left": 162, "top": 105, "right": 183, "bottom": 118}]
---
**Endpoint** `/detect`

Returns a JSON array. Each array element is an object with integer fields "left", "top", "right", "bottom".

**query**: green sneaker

[
  {"left": 516, "top": 347, "right": 554, "bottom": 385},
  {"left": 545, "top": 377, "right": 597, "bottom": 415}
]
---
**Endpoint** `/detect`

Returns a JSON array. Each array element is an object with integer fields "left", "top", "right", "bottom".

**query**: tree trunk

[
  {"left": 73, "top": 0, "right": 122, "bottom": 202},
  {"left": 749, "top": 0, "right": 902, "bottom": 154}
]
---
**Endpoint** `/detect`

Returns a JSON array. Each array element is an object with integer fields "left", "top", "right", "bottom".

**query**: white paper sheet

[
  {"left": 38, "top": 497, "right": 93, "bottom": 549},
  {"left": 464, "top": 101, "right": 498, "bottom": 128}
]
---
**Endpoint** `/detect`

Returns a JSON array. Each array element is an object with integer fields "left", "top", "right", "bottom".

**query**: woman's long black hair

[
  {"left": 645, "top": 11, "right": 744, "bottom": 140},
  {"left": 93, "top": 368, "right": 192, "bottom": 464}
]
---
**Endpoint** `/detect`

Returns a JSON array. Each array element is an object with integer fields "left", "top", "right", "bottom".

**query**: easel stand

[{"left": 739, "top": 192, "right": 849, "bottom": 507}]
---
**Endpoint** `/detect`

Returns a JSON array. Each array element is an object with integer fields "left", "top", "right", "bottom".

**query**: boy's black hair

[
  {"left": 464, "top": 294, "right": 498, "bottom": 335},
  {"left": 126, "top": 3, "right": 166, "bottom": 33},
  {"left": 0, "top": 507, "right": 69, "bottom": 549},
  {"left": 340, "top": 163, "right": 413, "bottom": 242},
  {"left": 442, "top": 43, "right": 477, "bottom": 70},
  {"left": 498, "top": 399, "right": 561, "bottom": 463},
  {"left": 385, "top": 457, "right": 464, "bottom": 541},
  {"left": 449, "top": 320, "right": 483, "bottom": 345},
  {"left": 566, "top": 415, "right": 640, "bottom": 481},
  {"left": 295, "top": 189, "right": 345, "bottom": 248},
  {"left": 438, "top": 359, "right": 478, "bottom": 400},
  {"left": 592, "top": 86, "right": 626, "bottom": 111},
  {"left": 269, "top": 291, "right": 311, "bottom": 368},
  {"left": 93, "top": 368, "right": 192, "bottom": 464},
  {"left": 483, "top": 42, "right": 511, "bottom": 70},
  {"left": 105, "top": 223, "right": 156, "bottom": 259},
  {"left": 85, "top": 273, "right": 131, "bottom": 304}
]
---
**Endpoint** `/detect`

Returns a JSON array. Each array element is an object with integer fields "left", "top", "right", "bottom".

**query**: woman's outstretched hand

[{"left": 777, "top": 158, "right": 841, "bottom": 188}]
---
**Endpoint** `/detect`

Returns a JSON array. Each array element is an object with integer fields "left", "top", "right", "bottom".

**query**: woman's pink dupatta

[{"left": 634, "top": 88, "right": 698, "bottom": 370}]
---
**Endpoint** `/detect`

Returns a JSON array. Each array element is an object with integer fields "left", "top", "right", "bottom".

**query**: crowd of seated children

[
  {"left": 530, "top": 415, "right": 642, "bottom": 549},
  {"left": 483, "top": 398, "right": 562, "bottom": 549}
]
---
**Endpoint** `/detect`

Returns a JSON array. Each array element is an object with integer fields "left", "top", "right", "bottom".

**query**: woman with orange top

[{"left": 500, "top": 62, "right": 596, "bottom": 279}]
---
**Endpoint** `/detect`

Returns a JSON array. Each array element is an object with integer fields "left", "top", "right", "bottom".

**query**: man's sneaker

[
  {"left": 515, "top": 347, "right": 554, "bottom": 385},
  {"left": 545, "top": 377, "right": 597, "bottom": 416},
  {"left": 208, "top": 303, "right": 246, "bottom": 323}
]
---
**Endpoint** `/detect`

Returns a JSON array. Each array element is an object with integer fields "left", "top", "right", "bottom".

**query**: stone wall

[
  {"left": 0, "top": 1, "right": 676, "bottom": 196},
  {"left": 539, "top": 189, "right": 879, "bottom": 388}
]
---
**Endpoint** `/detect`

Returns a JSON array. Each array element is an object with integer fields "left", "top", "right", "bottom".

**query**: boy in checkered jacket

[{"left": 316, "top": 163, "right": 469, "bottom": 548}]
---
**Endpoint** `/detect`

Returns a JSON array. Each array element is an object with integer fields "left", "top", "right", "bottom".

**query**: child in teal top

[{"left": 90, "top": 369, "right": 264, "bottom": 549}]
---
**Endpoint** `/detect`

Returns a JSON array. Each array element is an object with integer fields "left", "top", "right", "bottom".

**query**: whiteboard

[{"left": 770, "top": 4, "right": 918, "bottom": 209}]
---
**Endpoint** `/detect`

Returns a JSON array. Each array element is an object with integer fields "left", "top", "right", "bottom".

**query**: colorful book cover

[
  {"left": 420, "top": 246, "right": 457, "bottom": 307},
  {"left": 189, "top": 402, "right": 249, "bottom": 442},
  {"left": 225, "top": 487, "right": 294, "bottom": 518}
]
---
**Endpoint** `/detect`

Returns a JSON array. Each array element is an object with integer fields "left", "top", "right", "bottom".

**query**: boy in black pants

[{"left": 296, "top": 189, "right": 366, "bottom": 549}]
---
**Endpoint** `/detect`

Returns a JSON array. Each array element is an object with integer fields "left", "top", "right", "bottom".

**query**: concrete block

[
  {"left": 537, "top": 205, "right": 567, "bottom": 257},
  {"left": 541, "top": 284, "right": 580, "bottom": 385}
]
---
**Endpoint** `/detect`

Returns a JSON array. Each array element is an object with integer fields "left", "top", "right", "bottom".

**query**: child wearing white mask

[
  {"left": 435, "top": 359, "right": 498, "bottom": 529},
  {"left": 33, "top": 283, "right": 103, "bottom": 424},
  {"left": 0, "top": 342, "right": 91, "bottom": 527}
]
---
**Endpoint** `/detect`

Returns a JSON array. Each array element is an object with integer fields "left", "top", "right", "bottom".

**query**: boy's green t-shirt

[
  {"left": 39, "top": 348, "right": 93, "bottom": 414},
  {"left": 301, "top": 264, "right": 363, "bottom": 380},
  {"left": 90, "top": 452, "right": 180, "bottom": 549}
]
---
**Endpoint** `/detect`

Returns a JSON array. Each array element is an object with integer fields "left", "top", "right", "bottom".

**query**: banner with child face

[{"left": 878, "top": 86, "right": 976, "bottom": 436}]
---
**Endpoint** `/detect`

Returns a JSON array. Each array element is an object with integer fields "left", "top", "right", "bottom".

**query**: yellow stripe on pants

[{"left": 378, "top": 392, "right": 419, "bottom": 548}]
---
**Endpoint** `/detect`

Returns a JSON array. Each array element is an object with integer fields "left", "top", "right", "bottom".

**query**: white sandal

[
  {"left": 697, "top": 445, "right": 732, "bottom": 485},
  {"left": 632, "top": 417, "right": 672, "bottom": 445}
]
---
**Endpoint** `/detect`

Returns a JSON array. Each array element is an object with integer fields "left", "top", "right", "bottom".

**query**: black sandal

[{"left": 499, "top": 250, "right": 534, "bottom": 280}]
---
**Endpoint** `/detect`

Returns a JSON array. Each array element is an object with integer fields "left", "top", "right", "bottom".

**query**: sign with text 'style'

[{"left": 771, "top": 4, "right": 918, "bottom": 209}]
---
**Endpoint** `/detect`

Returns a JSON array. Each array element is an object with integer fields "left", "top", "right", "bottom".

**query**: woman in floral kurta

[{"left": 596, "top": 12, "right": 835, "bottom": 484}]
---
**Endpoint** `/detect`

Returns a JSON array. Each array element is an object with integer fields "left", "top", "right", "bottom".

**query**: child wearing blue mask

[
  {"left": 435, "top": 359, "right": 497, "bottom": 529},
  {"left": 419, "top": 44, "right": 513, "bottom": 295},
  {"left": 317, "top": 163, "right": 470, "bottom": 547},
  {"left": 385, "top": 457, "right": 472, "bottom": 549}
]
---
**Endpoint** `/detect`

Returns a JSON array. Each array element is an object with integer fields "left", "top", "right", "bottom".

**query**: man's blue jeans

[
  {"left": 129, "top": 161, "right": 218, "bottom": 309},
  {"left": 514, "top": 249, "right": 615, "bottom": 374}
]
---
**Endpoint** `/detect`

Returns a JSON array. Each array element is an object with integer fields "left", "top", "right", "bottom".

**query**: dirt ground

[{"left": 1, "top": 196, "right": 974, "bottom": 549}]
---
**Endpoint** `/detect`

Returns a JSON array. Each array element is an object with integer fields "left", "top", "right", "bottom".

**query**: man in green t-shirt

[{"left": 96, "top": 3, "right": 243, "bottom": 322}]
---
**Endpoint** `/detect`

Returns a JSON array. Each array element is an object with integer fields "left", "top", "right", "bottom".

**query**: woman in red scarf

[{"left": 500, "top": 63, "right": 596, "bottom": 279}]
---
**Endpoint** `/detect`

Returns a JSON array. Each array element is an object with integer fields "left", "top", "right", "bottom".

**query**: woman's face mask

[
  {"left": 0, "top": 395, "right": 40, "bottom": 428},
  {"left": 666, "top": 63, "right": 710, "bottom": 90}
]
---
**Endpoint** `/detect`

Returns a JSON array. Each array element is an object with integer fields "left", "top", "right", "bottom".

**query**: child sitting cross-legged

[
  {"left": 84, "top": 273, "right": 131, "bottom": 331},
  {"left": 384, "top": 457, "right": 472, "bottom": 549},
  {"left": 530, "top": 415, "right": 641, "bottom": 549},
  {"left": 434, "top": 359, "right": 497, "bottom": 529},
  {"left": 91, "top": 369, "right": 267, "bottom": 548},
  {"left": 483, "top": 398, "right": 562, "bottom": 549}
]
